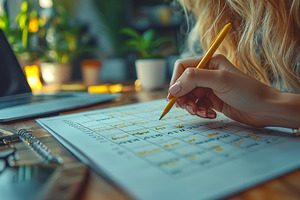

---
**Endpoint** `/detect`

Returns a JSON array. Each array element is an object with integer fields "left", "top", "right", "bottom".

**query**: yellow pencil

[{"left": 159, "top": 22, "right": 232, "bottom": 120}]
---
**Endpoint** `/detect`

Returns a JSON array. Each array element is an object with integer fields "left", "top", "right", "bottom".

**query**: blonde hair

[{"left": 178, "top": 0, "right": 300, "bottom": 92}]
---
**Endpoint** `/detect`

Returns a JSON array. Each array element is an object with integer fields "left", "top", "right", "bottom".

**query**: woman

[{"left": 168, "top": 0, "right": 300, "bottom": 132}]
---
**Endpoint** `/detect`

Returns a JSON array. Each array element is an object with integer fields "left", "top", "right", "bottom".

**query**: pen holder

[{"left": 135, "top": 58, "right": 167, "bottom": 90}]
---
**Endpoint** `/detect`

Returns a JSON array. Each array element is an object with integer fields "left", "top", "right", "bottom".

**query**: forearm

[{"left": 264, "top": 90, "right": 300, "bottom": 129}]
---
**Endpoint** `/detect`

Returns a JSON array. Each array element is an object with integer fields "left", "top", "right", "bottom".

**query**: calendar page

[{"left": 37, "top": 99, "right": 300, "bottom": 200}]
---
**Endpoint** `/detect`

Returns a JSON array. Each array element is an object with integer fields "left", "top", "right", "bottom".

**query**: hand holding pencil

[
  {"left": 160, "top": 21, "right": 297, "bottom": 129},
  {"left": 159, "top": 23, "right": 232, "bottom": 120}
]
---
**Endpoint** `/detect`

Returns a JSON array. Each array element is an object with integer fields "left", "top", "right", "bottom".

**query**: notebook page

[{"left": 37, "top": 99, "right": 300, "bottom": 200}]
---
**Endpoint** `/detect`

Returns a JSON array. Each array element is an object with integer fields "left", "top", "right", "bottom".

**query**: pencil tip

[{"left": 159, "top": 116, "right": 162, "bottom": 120}]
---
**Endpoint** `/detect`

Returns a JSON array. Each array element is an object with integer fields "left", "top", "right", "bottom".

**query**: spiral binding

[{"left": 18, "top": 129, "right": 62, "bottom": 164}]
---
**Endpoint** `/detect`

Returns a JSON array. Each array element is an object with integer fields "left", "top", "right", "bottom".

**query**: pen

[{"left": 159, "top": 22, "right": 232, "bottom": 120}]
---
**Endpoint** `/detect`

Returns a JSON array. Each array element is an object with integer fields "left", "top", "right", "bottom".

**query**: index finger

[{"left": 170, "top": 56, "right": 204, "bottom": 86}]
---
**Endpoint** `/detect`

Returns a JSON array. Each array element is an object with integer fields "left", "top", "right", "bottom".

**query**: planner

[{"left": 37, "top": 99, "right": 300, "bottom": 200}]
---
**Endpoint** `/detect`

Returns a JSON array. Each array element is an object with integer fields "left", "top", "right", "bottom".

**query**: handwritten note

[{"left": 37, "top": 99, "right": 300, "bottom": 200}]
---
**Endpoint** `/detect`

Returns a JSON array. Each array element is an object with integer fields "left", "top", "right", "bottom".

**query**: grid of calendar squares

[{"left": 73, "top": 103, "right": 285, "bottom": 176}]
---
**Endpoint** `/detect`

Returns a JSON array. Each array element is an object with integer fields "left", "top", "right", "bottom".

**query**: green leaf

[
  {"left": 142, "top": 29, "right": 155, "bottom": 43},
  {"left": 140, "top": 49, "right": 150, "bottom": 58},
  {"left": 21, "top": 1, "right": 28, "bottom": 12},
  {"left": 0, "top": 21, "right": 4, "bottom": 29},
  {"left": 121, "top": 28, "right": 142, "bottom": 40},
  {"left": 122, "top": 27, "right": 170, "bottom": 58},
  {"left": 151, "top": 37, "right": 172, "bottom": 48},
  {"left": 22, "top": 27, "right": 28, "bottom": 48},
  {"left": 61, "top": 54, "right": 69, "bottom": 64},
  {"left": 30, "top": 10, "right": 38, "bottom": 18},
  {"left": 125, "top": 40, "right": 140, "bottom": 47},
  {"left": 18, "top": 14, "right": 28, "bottom": 29}
]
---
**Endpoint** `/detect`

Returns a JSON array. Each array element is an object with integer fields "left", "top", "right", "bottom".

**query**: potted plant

[
  {"left": 40, "top": 26, "right": 81, "bottom": 84},
  {"left": 122, "top": 28, "right": 171, "bottom": 90},
  {"left": 0, "top": 0, "right": 41, "bottom": 68},
  {"left": 37, "top": 0, "right": 73, "bottom": 84},
  {"left": 39, "top": 0, "right": 96, "bottom": 85}
]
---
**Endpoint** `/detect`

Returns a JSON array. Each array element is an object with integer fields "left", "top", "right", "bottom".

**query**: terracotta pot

[{"left": 81, "top": 59, "right": 102, "bottom": 86}]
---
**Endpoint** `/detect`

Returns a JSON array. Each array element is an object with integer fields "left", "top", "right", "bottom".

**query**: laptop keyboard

[{"left": 0, "top": 93, "right": 73, "bottom": 109}]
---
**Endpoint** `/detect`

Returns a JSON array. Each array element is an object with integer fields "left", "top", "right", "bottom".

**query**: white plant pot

[
  {"left": 135, "top": 58, "right": 167, "bottom": 90},
  {"left": 40, "top": 63, "right": 72, "bottom": 85}
]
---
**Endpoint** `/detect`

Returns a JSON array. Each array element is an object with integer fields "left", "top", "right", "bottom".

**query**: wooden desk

[{"left": 4, "top": 85, "right": 300, "bottom": 200}]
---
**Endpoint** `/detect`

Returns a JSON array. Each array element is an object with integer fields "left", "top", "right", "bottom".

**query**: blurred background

[{"left": 0, "top": 0, "right": 187, "bottom": 92}]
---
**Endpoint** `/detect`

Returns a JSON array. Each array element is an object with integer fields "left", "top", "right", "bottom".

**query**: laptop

[{"left": 0, "top": 29, "right": 119, "bottom": 122}]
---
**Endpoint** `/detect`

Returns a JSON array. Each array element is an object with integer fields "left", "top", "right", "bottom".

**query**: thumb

[{"left": 169, "top": 68, "right": 229, "bottom": 97}]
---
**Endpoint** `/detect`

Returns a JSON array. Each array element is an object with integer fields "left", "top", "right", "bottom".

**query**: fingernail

[
  {"left": 207, "top": 110, "right": 216, "bottom": 118},
  {"left": 166, "top": 93, "right": 171, "bottom": 101},
  {"left": 197, "top": 109, "right": 206, "bottom": 117},
  {"left": 169, "top": 81, "right": 181, "bottom": 95},
  {"left": 186, "top": 105, "right": 195, "bottom": 114}
]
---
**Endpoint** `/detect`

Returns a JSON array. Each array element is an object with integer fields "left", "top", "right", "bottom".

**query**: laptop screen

[{"left": 0, "top": 29, "right": 31, "bottom": 97}]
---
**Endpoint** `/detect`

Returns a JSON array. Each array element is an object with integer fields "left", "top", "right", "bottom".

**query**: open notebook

[
  {"left": 36, "top": 99, "right": 299, "bottom": 200},
  {"left": 0, "top": 29, "right": 119, "bottom": 122}
]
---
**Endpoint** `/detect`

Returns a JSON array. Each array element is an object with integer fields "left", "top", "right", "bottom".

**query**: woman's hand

[{"left": 168, "top": 54, "right": 300, "bottom": 128}]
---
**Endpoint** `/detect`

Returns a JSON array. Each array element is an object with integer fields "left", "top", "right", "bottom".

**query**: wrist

[{"left": 263, "top": 89, "right": 300, "bottom": 129}]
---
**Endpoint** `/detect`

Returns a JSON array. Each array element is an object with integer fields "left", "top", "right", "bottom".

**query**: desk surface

[{"left": 4, "top": 85, "right": 300, "bottom": 200}]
